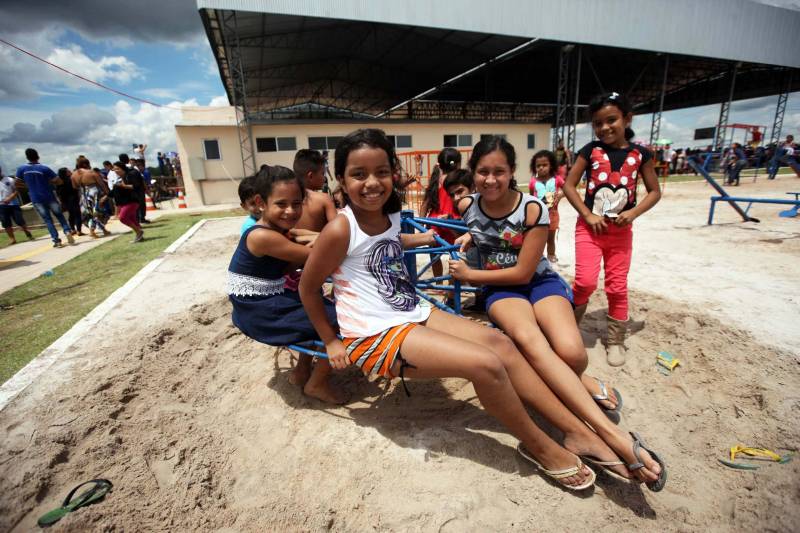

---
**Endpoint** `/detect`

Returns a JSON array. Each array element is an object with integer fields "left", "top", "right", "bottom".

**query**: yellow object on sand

[
  {"left": 657, "top": 351, "right": 681, "bottom": 371},
  {"left": 729, "top": 445, "right": 786, "bottom": 463}
]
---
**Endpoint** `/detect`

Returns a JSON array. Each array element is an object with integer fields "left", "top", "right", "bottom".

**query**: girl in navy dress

[{"left": 227, "top": 165, "right": 342, "bottom": 404}]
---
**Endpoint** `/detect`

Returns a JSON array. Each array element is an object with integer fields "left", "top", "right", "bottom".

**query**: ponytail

[
  {"left": 423, "top": 165, "right": 442, "bottom": 215},
  {"left": 625, "top": 127, "right": 635, "bottom": 141}
]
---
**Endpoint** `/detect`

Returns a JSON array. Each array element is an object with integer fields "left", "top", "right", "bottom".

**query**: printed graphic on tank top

[
  {"left": 461, "top": 191, "right": 553, "bottom": 274},
  {"left": 578, "top": 142, "right": 652, "bottom": 218}
]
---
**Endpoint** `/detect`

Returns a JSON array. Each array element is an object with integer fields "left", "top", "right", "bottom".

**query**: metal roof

[{"left": 198, "top": 0, "right": 800, "bottom": 119}]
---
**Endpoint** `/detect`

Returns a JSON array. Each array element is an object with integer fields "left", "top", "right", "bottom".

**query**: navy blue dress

[{"left": 227, "top": 225, "right": 337, "bottom": 346}]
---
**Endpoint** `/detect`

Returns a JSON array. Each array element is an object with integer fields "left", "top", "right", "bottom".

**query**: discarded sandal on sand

[
  {"left": 627, "top": 432, "right": 667, "bottom": 492},
  {"left": 517, "top": 443, "right": 596, "bottom": 491},
  {"left": 591, "top": 378, "right": 623, "bottom": 424},
  {"left": 37, "top": 479, "right": 113, "bottom": 527}
]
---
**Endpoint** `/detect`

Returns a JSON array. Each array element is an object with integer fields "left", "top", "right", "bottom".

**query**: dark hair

[
  {"left": 293, "top": 149, "right": 325, "bottom": 183},
  {"left": 118, "top": 153, "right": 130, "bottom": 164},
  {"left": 112, "top": 162, "right": 127, "bottom": 176},
  {"left": 57, "top": 167, "right": 70, "bottom": 182},
  {"left": 252, "top": 165, "right": 305, "bottom": 202},
  {"left": 76, "top": 155, "right": 91, "bottom": 170},
  {"left": 443, "top": 169, "right": 474, "bottom": 193},
  {"left": 334, "top": 128, "right": 401, "bottom": 214},
  {"left": 103, "top": 160, "right": 112, "bottom": 167},
  {"left": 530, "top": 150, "right": 557, "bottom": 177},
  {"left": 238, "top": 175, "right": 257, "bottom": 203},
  {"left": 423, "top": 147, "right": 461, "bottom": 215},
  {"left": 588, "top": 91, "right": 635, "bottom": 141},
  {"left": 468, "top": 136, "right": 518, "bottom": 189},
  {"left": 25, "top": 148, "right": 39, "bottom": 162}
]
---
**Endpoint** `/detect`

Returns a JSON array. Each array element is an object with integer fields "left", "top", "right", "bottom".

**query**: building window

[
  {"left": 444, "top": 134, "right": 472, "bottom": 148},
  {"left": 277, "top": 137, "right": 297, "bottom": 151},
  {"left": 387, "top": 135, "right": 413, "bottom": 149},
  {"left": 527, "top": 134, "right": 536, "bottom": 149},
  {"left": 203, "top": 139, "right": 221, "bottom": 160},
  {"left": 308, "top": 136, "right": 343, "bottom": 151},
  {"left": 256, "top": 137, "right": 277, "bottom": 152},
  {"left": 256, "top": 137, "right": 297, "bottom": 152}
]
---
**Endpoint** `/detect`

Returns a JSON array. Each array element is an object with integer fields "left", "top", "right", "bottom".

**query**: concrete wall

[{"left": 176, "top": 107, "right": 552, "bottom": 206}]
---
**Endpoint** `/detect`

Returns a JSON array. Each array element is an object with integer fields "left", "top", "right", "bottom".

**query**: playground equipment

[
  {"left": 396, "top": 149, "right": 471, "bottom": 213},
  {"left": 717, "top": 123, "right": 766, "bottom": 148},
  {"left": 285, "top": 211, "right": 470, "bottom": 359},
  {"left": 688, "top": 155, "right": 800, "bottom": 224}
]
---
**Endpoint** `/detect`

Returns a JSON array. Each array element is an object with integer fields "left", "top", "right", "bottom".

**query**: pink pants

[
  {"left": 572, "top": 219, "right": 633, "bottom": 320},
  {"left": 118, "top": 203, "right": 140, "bottom": 231}
]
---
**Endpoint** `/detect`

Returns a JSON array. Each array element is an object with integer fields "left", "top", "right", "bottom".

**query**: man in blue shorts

[{"left": 15, "top": 148, "right": 74, "bottom": 247}]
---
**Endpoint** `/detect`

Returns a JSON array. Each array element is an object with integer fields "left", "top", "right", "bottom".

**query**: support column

[
  {"left": 714, "top": 62, "right": 739, "bottom": 152},
  {"left": 553, "top": 45, "right": 572, "bottom": 149},
  {"left": 222, "top": 10, "right": 256, "bottom": 178},
  {"left": 769, "top": 69, "right": 793, "bottom": 145},
  {"left": 566, "top": 45, "right": 582, "bottom": 156},
  {"left": 649, "top": 55, "right": 669, "bottom": 145}
]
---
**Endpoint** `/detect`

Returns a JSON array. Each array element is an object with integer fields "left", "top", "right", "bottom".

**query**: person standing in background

[{"left": 0, "top": 167, "right": 34, "bottom": 244}]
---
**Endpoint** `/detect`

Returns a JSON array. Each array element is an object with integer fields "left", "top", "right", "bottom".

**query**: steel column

[
  {"left": 714, "top": 63, "right": 739, "bottom": 151},
  {"left": 553, "top": 45, "right": 572, "bottom": 149},
  {"left": 770, "top": 69, "right": 793, "bottom": 145},
  {"left": 650, "top": 55, "right": 669, "bottom": 145},
  {"left": 221, "top": 10, "right": 256, "bottom": 178},
  {"left": 567, "top": 45, "right": 582, "bottom": 155}
]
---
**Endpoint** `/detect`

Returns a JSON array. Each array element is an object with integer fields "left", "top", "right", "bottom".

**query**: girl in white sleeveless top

[{"left": 297, "top": 128, "right": 663, "bottom": 492}]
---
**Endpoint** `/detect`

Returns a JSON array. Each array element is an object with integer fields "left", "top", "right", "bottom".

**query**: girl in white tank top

[{"left": 295, "top": 129, "right": 663, "bottom": 492}]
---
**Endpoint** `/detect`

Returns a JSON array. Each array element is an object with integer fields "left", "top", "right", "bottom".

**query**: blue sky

[{"left": 0, "top": 0, "right": 799, "bottom": 173}]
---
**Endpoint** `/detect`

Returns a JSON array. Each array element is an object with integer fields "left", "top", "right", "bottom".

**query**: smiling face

[
  {"left": 473, "top": 149, "right": 515, "bottom": 203},
  {"left": 263, "top": 180, "right": 303, "bottom": 231},
  {"left": 592, "top": 104, "right": 632, "bottom": 148},
  {"left": 338, "top": 146, "right": 394, "bottom": 212}
]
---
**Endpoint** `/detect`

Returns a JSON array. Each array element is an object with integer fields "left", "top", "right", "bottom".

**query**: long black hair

[
  {"left": 423, "top": 147, "right": 461, "bottom": 215},
  {"left": 468, "top": 136, "right": 519, "bottom": 190},
  {"left": 251, "top": 165, "right": 306, "bottom": 202},
  {"left": 588, "top": 91, "right": 635, "bottom": 141},
  {"left": 334, "top": 128, "right": 402, "bottom": 214}
]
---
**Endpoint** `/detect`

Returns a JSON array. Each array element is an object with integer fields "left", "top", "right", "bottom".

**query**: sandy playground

[{"left": 1, "top": 176, "right": 799, "bottom": 531}]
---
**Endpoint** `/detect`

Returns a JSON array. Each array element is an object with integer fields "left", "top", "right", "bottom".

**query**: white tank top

[{"left": 333, "top": 206, "right": 431, "bottom": 337}]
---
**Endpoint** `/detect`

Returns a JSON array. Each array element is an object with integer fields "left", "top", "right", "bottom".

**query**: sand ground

[{"left": 1, "top": 176, "right": 799, "bottom": 532}]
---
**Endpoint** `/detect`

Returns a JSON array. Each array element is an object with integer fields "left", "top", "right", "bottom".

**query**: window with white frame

[
  {"left": 387, "top": 135, "right": 413, "bottom": 149},
  {"left": 203, "top": 139, "right": 221, "bottom": 160},
  {"left": 527, "top": 134, "right": 536, "bottom": 149},
  {"left": 256, "top": 136, "right": 297, "bottom": 152},
  {"left": 308, "top": 136, "right": 344, "bottom": 151},
  {"left": 443, "top": 134, "right": 472, "bottom": 147}
]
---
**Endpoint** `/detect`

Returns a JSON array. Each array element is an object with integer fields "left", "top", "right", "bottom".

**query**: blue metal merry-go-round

[{"left": 288, "top": 212, "right": 471, "bottom": 359}]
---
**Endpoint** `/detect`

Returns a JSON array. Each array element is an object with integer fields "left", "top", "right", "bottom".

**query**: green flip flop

[{"left": 37, "top": 479, "right": 113, "bottom": 527}]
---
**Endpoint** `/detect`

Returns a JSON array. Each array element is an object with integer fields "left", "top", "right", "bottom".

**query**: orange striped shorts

[{"left": 342, "top": 323, "right": 418, "bottom": 378}]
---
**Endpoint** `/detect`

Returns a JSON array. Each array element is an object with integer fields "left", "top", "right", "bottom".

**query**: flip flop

[
  {"left": 591, "top": 378, "right": 623, "bottom": 424},
  {"left": 580, "top": 455, "right": 630, "bottom": 483},
  {"left": 37, "top": 479, "right": 113, "bottom": 527},
  {"left": 627, "top": 432, "right": 667, "bottom": 492},
  {"left": 517, "top": 443, "right": 596, "bottom": 491}
]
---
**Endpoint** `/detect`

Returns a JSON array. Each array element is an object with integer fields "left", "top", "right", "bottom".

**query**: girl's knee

[
  {"left": 558, "top": 341, "right": 588, "bottom": 373},
  {"left": 471, "top": 351, "right": 507, "bottom": 384}
]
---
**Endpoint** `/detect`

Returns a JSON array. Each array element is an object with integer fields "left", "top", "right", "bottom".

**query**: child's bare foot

[
  {"left": 563, "top": 428, "right": 630, "bottom": 480},
  {"left": 288, "top": 366, "right": 311, "bottom": 386},
  {"left": 303, "top": 380, "right": 347, "bottom": 404}
]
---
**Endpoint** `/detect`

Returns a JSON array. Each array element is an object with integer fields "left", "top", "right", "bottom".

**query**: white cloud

[
  {"left": 46, "top": 45, "right": 143, "bottom": 87},
  {"left": 209, "top": 95, "right": 229, "bottom": 107}
]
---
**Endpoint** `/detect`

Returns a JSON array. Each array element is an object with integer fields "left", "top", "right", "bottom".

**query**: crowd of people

[
  {"left": 2, "top": 146, "right": 162, "bottom": 247},
  {"left": 226, "top": 91, "right": 668, "bottom": 494}
]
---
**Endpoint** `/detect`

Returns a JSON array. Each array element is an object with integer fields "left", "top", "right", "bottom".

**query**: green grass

[
  {"left": 0, "top": 209, "right": 243, "bottom": 384},
  {"left": 0, "top": 227, "right": 50, "bottom": 250}
]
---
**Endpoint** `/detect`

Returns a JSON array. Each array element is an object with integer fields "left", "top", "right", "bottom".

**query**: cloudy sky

[{"left": 0, "top": 0, "right": 798, "bottom": 173}]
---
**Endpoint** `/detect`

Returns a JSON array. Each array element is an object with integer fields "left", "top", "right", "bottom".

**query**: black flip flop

[
  {"left": 37, "top": 479, "right": 113, "bottom": 527},
  {"left": 627, "top": 432, "right": 667, "bottom": 492},
  {"left": 591, "top": 378, "right": 623, "bottom": 424}
]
